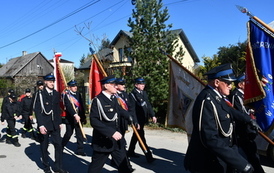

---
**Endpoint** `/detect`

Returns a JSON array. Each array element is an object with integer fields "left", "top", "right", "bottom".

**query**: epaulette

[{"left": 205, "top": 93, "right": 212, "bottom": 101}]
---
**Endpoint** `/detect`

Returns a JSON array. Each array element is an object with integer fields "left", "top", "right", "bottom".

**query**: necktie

[{"left": 110, "top": 95, "right": 115, "bottom": 101}]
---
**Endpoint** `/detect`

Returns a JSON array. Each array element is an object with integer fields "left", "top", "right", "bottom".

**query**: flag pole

[
  {"left": 236, "top": 5, "right": 274, "bottom": 33},
  {"left": 237, "top": 6, "right": 274, "bottom": 146},
  {"left": 93, "top": 54, "right": 107, "bottom": 77},
  {"left": 68, "top": 94, "right": 87, "bottom": 140}
]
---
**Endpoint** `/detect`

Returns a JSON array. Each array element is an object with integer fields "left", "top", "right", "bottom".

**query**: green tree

[
  {"left": 195, "top": 41, "right": 247, "bottom": 81},
  {"left": 195, "top": 55, "right": 221, "bottom": 83},
  {"left": 217, "top": 41, "right": 247, "bottom": 76},
  {"left": 126, "top": 0, "right": 180, "bottom": 122},
  {"left": 98, "top": 38, "right": 111, "bottom": 51},
  {"left": 80, "top": 54, "right": 86, "bottom": 66}
]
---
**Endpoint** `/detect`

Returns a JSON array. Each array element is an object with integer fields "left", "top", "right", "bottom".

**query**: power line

[
  {"left": 0, "top": 0, "right": 101, "bottom": 49},
  {"left": 23, "top": 0, "right": 127, "bottom": 53}
]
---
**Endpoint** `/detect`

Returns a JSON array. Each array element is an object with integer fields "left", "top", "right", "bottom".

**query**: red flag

[
  {"left": 89, "top": 56, "right": 105, "bottom": 100},
  {"left": 244, "top": 46, "right": 265, "bottom": 104},
  {"left": 53, "top": 52, "right": 67, "bottom": 117}
]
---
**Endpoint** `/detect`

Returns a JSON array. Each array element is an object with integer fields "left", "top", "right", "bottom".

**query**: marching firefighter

[
  {"left": 1, "top": 93, "right": 22, "bottom": 147},
  {"left": 20, "top": 88, "right": 36, "bottom": 139}
]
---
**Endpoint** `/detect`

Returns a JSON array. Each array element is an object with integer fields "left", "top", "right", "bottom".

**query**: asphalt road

[{"left": 0, "top": 121, "right": 274, "bottom": 173}]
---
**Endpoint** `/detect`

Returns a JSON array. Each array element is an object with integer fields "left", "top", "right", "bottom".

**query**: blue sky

[{"left": 0, "top": 0, "right": 273, "bottom": 68}]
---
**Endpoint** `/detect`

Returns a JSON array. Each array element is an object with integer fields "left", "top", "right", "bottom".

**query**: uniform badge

[
  {"left": 226, "top": 114, "right": 230, "bottom": 119},
  {"left": 216, "top": 96, "right": 221, "bottom": 103}
]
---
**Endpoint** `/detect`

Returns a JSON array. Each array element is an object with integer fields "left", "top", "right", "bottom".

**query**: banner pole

[
  {"left": 237, "top": 5, "right": 274, "bottom": 33},
  {"left": 237, "top": 6, "right": 274, "bottom": 145}
]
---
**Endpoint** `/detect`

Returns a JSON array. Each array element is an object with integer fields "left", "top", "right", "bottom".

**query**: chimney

[{"left": 22, "top": 51, "right": 27, "bottom": 56}]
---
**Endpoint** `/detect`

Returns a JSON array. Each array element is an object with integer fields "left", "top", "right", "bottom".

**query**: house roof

[
  {"left": 110, "top": 30, "right": 132, "bottom": 46},
  {"left": 171, "top": 29, "right": 200, "bottom": 63},
  {"left": 110, "top": 29, "right": 200, "bottom": 63},
  {"left": 78, "top": 58, "right": 92, "bottom": 70},
  {"left": 78, "top": 48, "right": 113, "bottom": 70},
  {"left": 48, "top": 58, "right": 74, "bottom": 64},
  {"left": 0, "top": 52, "right": 49, "bottom": 78}
]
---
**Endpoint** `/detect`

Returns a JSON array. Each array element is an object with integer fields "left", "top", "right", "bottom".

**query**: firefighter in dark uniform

[
  {"left": 32, "top": 73, "right": 68, "bottom": 173},
  {"left": 229, "top": 74, "right": 264, "bottom": 173},
  {"left": 0, "top": 89, "right": 15, "bottom": 142},
  {"left": 112, "top": 78, "right": 137, "bottom": 168},
  {"left": 20, "top": 88, "right": 35, "bottom": 139},
  {"left": 88, "top": 76, "right": 135, "bottom": 173},
  {"left": 115, "top": 78, "right": 137, "bottom": 136},
  {"left": 1, "top": 89, "right": 15, "bottom": 119},
  {"left": 62, "top": 80, "right": 87, "bottom": 156},
  {"left": 184, "top": 64, "right": 261, "bottom": 173},
  {"left": 128, "top": 77, "right": 157, "bottom": 163},
  {"left": 1, "top": 94, "right": 22, "bottom": 147}
]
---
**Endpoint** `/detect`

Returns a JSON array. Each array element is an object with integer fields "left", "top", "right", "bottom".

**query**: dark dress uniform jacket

[
  {"left": 117, "top": 91, "right": 137, "bottom": 134},
  {"left": 90, "top": 92, "right": 130, "bottom": 152},
  {"left": 184, "top": 86, "right": 251, "bottom": 172},
  {"left": 33, "top": 89, "right": 62, "bottom": 131},
  {"left": 1, "top": 95, "right": 10, "bottom": 119},
  {"left": 20, "top": 96, "right": 33, "bottom": 116},
  {"left": 1, "top": 101, "right": 20, "bottom": 121},
  {"left": 129, "top": 88, "right": 154, "bottom": 125},
  {"left": 63, "top": 91, "right": 86, "bottom": 124},
  {"left": 230, "top": 88, "right": 247, "bottom": 113}
]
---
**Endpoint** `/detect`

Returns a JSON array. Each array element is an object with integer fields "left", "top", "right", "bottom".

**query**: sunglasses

[{"left": 219, "top": 79, "right": 233, "bottom": 85}]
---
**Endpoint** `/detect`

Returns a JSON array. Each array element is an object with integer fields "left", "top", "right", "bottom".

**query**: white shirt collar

[
  {"left": 207, "top": 85, "right": 222, "bottom": 98},
  {"left": 102, "top": 91, "right": 112, "bottom": 100},
  {"left": 237, "top": 88, "right": 244, "bottom": 94},
  {"left": 45, "top": 87, "right": 53, "bottom": 94}
]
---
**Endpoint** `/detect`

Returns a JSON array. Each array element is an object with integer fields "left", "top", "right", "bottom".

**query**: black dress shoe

[
  {"left": 6, "top": 140, "right": 12, "bottom": 144},
  {"left": 13, "top": 142, "right": 21, "bottom": 147},
  {"left": 75, "top": 151, "right": 87, "bottom": 156}
]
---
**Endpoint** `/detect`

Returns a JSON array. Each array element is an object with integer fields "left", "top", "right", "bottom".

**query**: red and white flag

[{"left": 53, "top": 52, "right": 67, "bottom": 117}]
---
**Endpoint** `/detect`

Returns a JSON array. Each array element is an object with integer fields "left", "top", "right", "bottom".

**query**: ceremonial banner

[
  {"left": 166, "top": 58, "right": 204, "bottom": 137},
  {"left": 89, "top": 55, "right": 106, "bottom": 100},
  {"left": 244, "top": 20, "right": 274, "bottom": 132},
  {"left": 53, "top": 52, "right": 67, "bottom": 117}
]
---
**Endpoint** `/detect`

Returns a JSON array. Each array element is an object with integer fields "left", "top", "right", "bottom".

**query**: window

[{"left": 118, "top": 48, "right": 123, "bottom": 62}]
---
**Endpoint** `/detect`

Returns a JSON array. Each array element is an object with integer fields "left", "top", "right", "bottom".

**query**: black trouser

[
  {"left": 22, "top": 114, "right": 33, "bottom": 133},
  {"left": 238, "top": 139, "right": 264, "bottom": 173},
  {"left": 6, "top": 119, "right": 18, "bottom": 142},
  {"left": 40, "top": 128, "right": 62, "bottom": 171},
  {"left": 128, "top": 124, "right": 153, "bottom": 160},
  {"left": 88, "top": 142, "right": 132, "bottom": 173},
  {"left": 62, "top": 120, "right": 84, "bottom": 153}
]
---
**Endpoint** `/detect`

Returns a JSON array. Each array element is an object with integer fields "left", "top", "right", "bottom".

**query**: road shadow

[
  {"left": 129, "top": 146, "right": 189, "bottom": 173},
  {"left": 24, "top": 142, "right": 45, "bottom": 170},
  {"left": 62, "top": 133, "right": 93, "bottom": 172},
  {"left": 260, "top": 155, "right": 274, "bottom": 168}
]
